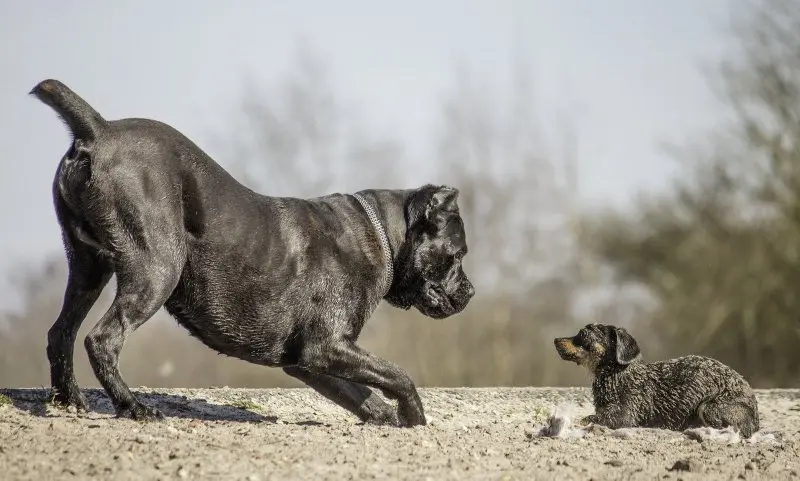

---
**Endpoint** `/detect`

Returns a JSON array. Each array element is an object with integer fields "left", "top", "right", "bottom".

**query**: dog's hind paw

[
  {"left": 50, "top": 389, "right": 89, "bottom": 412},
  {"left": 116, "top": 402, "right": 165, "bottom": 422}
]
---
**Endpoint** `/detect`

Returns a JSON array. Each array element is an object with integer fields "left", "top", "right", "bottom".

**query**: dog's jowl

[
  {"left": 32, "top": 79, "right": 475, "bottom": 427},
  {"left": 554, "top": 323, "right": 760, "bottom": 437}
]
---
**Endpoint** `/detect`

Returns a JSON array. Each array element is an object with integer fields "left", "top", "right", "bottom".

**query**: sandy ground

[{"left": 0, "top": 387, "right": 798, "bottom": 480}]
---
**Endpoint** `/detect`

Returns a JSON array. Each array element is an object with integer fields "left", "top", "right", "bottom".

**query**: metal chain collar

[{"left": 353, "top": 193, "right": 394, "bottom": 295}]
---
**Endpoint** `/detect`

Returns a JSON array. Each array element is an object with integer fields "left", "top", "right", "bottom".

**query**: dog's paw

[
  {"left": 397, "top": 401, "right": 427, "bottom": 428},
  {"left": 363, "top": 408, "right": 401, "bottom": 427},
  {"left": 117, "top": 403, "right": 165, "bottom": 422},
  {"left": 50, "top": 388, "right": 89, "bottom": 412}
]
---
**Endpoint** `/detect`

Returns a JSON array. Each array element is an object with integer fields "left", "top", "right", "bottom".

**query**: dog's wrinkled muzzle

[
  {"left": 419, "top": 283, "right": 453, "bottom": 319},
  {"left": 416, "top": 274, "right": 475, "bottom": 319}
]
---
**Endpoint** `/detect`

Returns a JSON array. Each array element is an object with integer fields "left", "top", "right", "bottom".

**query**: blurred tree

[
  {"left": 217, "top": 42, "right": 404, "bottom": 196},
  {"left": 581, "top": 0, "right": 800, "bottom": 387},
  {"left": 421, "top": 54, "right": 586, "bottom": 386}
]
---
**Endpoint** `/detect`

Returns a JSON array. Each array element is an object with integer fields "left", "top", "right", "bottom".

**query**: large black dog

[{"left": 32, "top": 79, "right": 474, "bottom": 427}]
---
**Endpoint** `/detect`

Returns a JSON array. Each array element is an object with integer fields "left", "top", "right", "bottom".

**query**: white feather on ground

[{"left": 536, "top": 402, "right": 587, "bottom": 439}]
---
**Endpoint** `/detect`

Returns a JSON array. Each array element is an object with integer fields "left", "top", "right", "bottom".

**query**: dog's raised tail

[{"left": 30, "top": 79, "right": 107, "bottom": 140}]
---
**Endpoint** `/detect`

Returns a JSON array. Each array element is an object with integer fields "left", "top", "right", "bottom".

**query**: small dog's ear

[
  {"left": 614, "top": 327, "right": 640, "bottom": 365},
  {"left": 425, "top": 186, "right": 459, "bottom": 219}
]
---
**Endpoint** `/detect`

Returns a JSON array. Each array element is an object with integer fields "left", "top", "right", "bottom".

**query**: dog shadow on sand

[{"left": 0, "top": 388, "right": 280, "bottom": 424}]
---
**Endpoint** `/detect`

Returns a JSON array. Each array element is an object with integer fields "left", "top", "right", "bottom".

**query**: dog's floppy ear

[
  {"left": 407, "top": 185, "right": 460, "bottom": 225},
  {"left": 614, "top": 327, "right": 640, "bottom": 365},
  {"left": 425, "top": 185, "right": 459, "bottom": 220}
]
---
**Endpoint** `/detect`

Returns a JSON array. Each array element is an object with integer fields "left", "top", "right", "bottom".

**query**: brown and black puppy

[{"left": 554, "top": 323, "right": 759, "bottom": 437}]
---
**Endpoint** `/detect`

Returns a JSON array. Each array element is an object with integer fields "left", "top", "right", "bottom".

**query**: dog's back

[
  {"left": 32, "top": 79, "right": 268, "bottom": 255},
  {"left": 33, "top": 80, "right": 248, "bottom": 194}
]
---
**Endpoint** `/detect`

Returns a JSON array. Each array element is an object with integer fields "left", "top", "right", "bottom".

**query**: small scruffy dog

[{"left": 554, "top": 323, "right": 760, "bottom": 437}]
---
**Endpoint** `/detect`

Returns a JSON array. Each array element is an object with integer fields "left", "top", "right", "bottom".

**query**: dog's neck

[
  {"left": 353, "top": 192, "right": 394, "bottom": 296},
  {"left": 351, "top": 189, "right": 410, "bottom": 295},
  {"left": 591, "top": 361, "right": 646, "bottom": 408},
  {"left": 592, "top": 360, "right": 643, "bottom": 385}
]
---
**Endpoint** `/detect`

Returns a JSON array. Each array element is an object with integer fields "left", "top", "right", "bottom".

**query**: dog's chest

[{"left": 163, "top": 292, "right": 291, "bottom": 365}]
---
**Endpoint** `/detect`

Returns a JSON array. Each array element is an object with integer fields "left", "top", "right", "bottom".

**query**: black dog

[
  {"left": 554, "top": 324, "right": 759, "bottom": 437},
  {"left": 32, "top": 79, "right": 475, "bottom": 427}
]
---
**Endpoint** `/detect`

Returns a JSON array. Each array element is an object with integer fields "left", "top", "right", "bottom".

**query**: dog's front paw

[
  {"left": 397, "top": 400, "right": 427, "bottom": 428},
  {"left": 117, "top": 402, "right": 165, "bottom": 422},
  {"left": 363, "top": 408, "right": 401, "bottom": 427},
  {"left": 50, "top": 388, "right": 89, "bottom": 412}
]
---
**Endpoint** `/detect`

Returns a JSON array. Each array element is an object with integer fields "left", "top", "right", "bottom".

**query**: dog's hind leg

[
  {"left": 698, "top": 398, "right": 760, "bottom": 438},
  {"left": 283, "top": 366, "right": 399, "bottom": 426},
  {"left": 48, "top": 196, "right": 113, "bottom": 410},
  {"left": 48, "top": 248, "right": 111, "bottom": 410},
  {"left": 82, "top": 220, "right": 184, "bottom": 421},
  {"left": 84, "top": 258, "right": 181, "bottom": 421}
]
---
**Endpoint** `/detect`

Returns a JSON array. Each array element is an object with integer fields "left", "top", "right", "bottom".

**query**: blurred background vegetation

[{"left": 1, "top": 0, "right": 799, "bottom": 389}]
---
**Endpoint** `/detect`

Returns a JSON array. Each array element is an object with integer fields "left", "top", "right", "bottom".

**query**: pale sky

[{"left": 0, "top": 0, "right": 731, "bottom": 309}]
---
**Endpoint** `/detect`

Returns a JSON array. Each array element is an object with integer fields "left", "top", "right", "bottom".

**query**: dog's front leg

[
  {"left": 299, "top": 341, "right": 426, "bottom": 427},
  {"left": 283, "top": 366, "right": 399, "bottom": 426},
  {"left": 584, "top": 405, "right": 636, "bottom": 430}
]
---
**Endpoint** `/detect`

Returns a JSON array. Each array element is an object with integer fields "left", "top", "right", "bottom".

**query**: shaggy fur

[{"left": 554, "top": 323, "right": 759, "bottom": 437}]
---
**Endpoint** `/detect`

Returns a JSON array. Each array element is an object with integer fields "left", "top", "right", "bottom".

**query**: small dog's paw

[
  {"left": 585, "top": 423, "right": 611, "bottom": 435},
  {"left": 117, "top": 403, "right": 165, "bottom": 422},
  {"left": 50, "top": 389, "right": 89, "bottom": 412}
]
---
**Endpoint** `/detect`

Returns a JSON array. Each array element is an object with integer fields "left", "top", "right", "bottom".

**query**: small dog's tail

[{"left": 30, "top": 79, "right": 107, "bottom": 141}]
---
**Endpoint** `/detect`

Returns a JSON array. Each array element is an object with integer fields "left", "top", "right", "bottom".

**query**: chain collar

[{"left": 353, "top": 193, "right": 394, "bottom": 296}]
